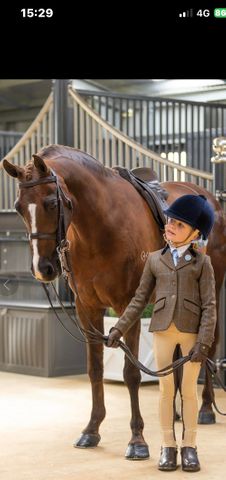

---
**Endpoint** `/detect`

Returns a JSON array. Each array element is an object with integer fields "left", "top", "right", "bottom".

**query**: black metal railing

[
  {"left": 78, "top": 90, "right": 226, "bottom": 173},
  {"left": 0, "top": 131, "right": 23, "bottom": 159}
]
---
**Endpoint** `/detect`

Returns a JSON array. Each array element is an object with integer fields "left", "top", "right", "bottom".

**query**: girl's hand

[
  {"left": 189, "top": 342, "right": 209, "bottom": 363},
  {"left": 107, "top": 328, "right": 122, "bottom": 348}
]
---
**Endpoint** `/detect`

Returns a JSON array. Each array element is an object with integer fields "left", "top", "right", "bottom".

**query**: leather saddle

[
  {"left": 131, "top": 166, "right": 158, "bottom": 182},
  {"left": 113, "top": 166, "right": 169, "bottom": 231}
]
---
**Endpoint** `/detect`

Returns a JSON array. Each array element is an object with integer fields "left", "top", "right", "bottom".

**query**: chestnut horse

[{"left": 2, "top": 144, "right": 226, "bottom": 459}]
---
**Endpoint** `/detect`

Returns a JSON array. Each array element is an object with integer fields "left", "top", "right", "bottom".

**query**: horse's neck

[{"left": 50, "top": 158, "right": 111, "bottom": 240}]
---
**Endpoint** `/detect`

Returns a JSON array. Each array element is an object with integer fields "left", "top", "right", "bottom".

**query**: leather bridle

[{"left": 18, "top": 169, "right": 73, "bottom": 277}]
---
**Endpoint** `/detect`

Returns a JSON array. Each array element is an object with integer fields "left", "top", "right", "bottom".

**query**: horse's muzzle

[{"left": 31, "top": 256, "right": 61, "bottom": 283}]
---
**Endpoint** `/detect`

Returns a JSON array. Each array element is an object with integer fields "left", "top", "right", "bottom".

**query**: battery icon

[{"left": 214, "top": 8, "right": 226, "bottom": 18}]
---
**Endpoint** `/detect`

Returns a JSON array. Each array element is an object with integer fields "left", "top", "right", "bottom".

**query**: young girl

[{"left": 107, "top": 194, "right": 216, "bottom": 472}]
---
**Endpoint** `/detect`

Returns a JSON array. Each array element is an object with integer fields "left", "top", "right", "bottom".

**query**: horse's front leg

[
  {"left": 73, "top": 299, "right": 106, "bottom": 448},
  {"left": 123, "top": 320, "right": 150, "bottom": 460}
]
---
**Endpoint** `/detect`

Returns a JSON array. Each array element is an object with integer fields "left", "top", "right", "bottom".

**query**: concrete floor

[{"left": 1, "top": 371, "right": 226, "bottom": 480}]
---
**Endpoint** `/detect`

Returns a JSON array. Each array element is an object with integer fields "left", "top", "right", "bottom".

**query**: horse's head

[{"left": 3, "top": 155, "right": 73, "bottom": 282}]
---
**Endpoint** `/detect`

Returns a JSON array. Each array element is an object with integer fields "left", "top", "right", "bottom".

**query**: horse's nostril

[
  {"left": 38, "top": 258, "right": 54, "bottom": 277},
  {"left": 46, "top": 264, "right": 54, "bottom": 276}
]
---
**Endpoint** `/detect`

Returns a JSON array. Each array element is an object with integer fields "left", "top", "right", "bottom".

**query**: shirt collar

[{"left": 169, "top": 243, "right": 191, "bottom": 258}]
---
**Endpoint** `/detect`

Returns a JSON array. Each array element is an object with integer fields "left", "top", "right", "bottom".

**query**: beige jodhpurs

[{"left": 153, "top": 322, "right": 201, "bottom": 448}]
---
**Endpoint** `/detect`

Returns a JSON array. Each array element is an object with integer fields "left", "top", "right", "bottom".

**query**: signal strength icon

[{"left": 179, "top": 9, "right": 193, "bottom": 18}]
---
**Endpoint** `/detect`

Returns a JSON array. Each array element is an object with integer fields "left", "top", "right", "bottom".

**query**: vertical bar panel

[
  {"left": 79, "top": 108, "right": 84, "bottom": 151},
  {"left": 185, "top": 103, "right": 188, "bottom": 166},
  {"left": 153, "top": 101, "right": 156, "bottom": 152},
  {"left": 125, "top": 144, "right": 130, "bottom": 169},
  {"left": 105, "top": 130, "right": 110, "bottom": 167},
  {"left": 98, "top": 124, "right": 103, "bottom": 163},
  {"left": 191, "top": 104, "right": 194, "bottom": 169},
  {"left": 178, "top": 103, "right": 181, "bottom": 165},
  {"left": 20, "top": 147, "right": 25, "bottom": 168},
  {"left": 113, "top": 99, "right": 116, "bottom": 127},
  {"left": 146, "top": 100, "right": 149, "bottom": 149},
  {"left": 31, "top": 133, "right": 36, "bottom": 156},
  {"left": 203, "top": 105, "right": 206, "bottom": 173},
  {"left": 119, "top": 98, "right": 122, "bottom": 131},
  {"left": 112, "top": 135, "right": 116, "bottom": 166},
  {"left": 106, "top": 96, "right": 109, "bottom": 122},
  {"left": 73, "top": 102, "right": 78, "bottom": 148},
  {"left": 215, "top": 107, "right": 218, "bottom": 137},
  {"left": 172, "top": 102, "right": 175, "bottom": 162},
  {"left": 140, "top": 100, "right": 143, "bottom": 144},
  {"left": 86, "top": 113, "right": 91, "bottom": 155},
  {"left": 92, "top": 119, "right": 97, "bottom": 158},
  {"left": 25, "top": 141, "right": 30, "bottom": 164},
  {"left": 98, "top": 96, "right": 101, "bottom": 115},
  {"left": 126, "top": 99, "right": 129, "bottom": 136},
  {"left": 132, "top": 149, "right": 137, "bottom": 169},
  {"left": 118, "top": 140, "right": 123, "bottom": 166},
  {"left": 37, "top": 123, "right": 41, "bottom": 152},
  {"left": 166, "top": 101, "right": 169, "bottom": 159},
  {"left": 49, "top": 103, "right": 53, "bottom": 144},
  {"left": 133, "top": 100, "right": 136, "bottom": 140},
  {"left": 159, "top": 101, "right": 162, "bottom": 156},
  {"left": 42, "top": 113, "right": 47, "bottom": 146},
  {"left": 3, "top": 167, "right": 8, "bottom": 210},
  {"left": 196, "top": 105, "right": 200, "bottom": 170}
]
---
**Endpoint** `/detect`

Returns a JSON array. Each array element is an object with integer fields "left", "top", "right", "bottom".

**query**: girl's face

[{"left": 165, "top": 217, "right": 199, "bottom": 246}]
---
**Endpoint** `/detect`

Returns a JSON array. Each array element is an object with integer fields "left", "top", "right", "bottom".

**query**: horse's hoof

[
  {"left": 198, "top": 411, "right": 216, "bottom": 425},
  {"left": 125, "top": 444, "right": 150, "bottom": 460},
  {"left": 73, "top": 433, "right": 101, "bottom": 448}
]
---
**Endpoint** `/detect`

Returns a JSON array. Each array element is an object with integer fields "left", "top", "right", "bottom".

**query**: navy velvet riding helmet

[{"left": 164, "top": 194, "right": 215, "bottom": 239}]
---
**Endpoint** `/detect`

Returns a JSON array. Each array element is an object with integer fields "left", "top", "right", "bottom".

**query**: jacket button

[{"left": 171, "top": 294, "right": 176, "bottom": 298}]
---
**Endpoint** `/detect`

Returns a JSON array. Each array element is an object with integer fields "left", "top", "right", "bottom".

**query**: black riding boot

[
  {"left": 181, "top": 447, "right": 201, "bottom": 472},
  {"left": 158, "top": 447, "right": 178, "bottom": 471}
]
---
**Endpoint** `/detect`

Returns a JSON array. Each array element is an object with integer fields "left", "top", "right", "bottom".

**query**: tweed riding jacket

[{"left": 114, "top": 247, "right": 217, "bottom": 347}]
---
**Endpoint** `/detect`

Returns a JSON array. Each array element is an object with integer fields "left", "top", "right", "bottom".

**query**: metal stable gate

[{"left": 0, "top": 131, "right": 23, "bottom": 159}]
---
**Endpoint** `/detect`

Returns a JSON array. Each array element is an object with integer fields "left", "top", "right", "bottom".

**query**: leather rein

[{"left": 18, "top": 171, "right": 226, "bottom": 414}]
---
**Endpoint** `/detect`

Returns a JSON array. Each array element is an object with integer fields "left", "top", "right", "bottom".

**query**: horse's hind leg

[
  {"left": 73, "top": 300, "right": 106, "bottom": 448},
  {"left": 198, "top": 336, "right": 217, "bottom": 425},
  {"left": 198, "top": 284, "right": 221, "bottom": 425},
  {"left": 123, "top": 321, "right": 150, "bottom": 460}
]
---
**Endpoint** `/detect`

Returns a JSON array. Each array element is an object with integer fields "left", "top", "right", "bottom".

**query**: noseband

[{"left": 19, "top": 169, "right": 73, "bottom": 276}]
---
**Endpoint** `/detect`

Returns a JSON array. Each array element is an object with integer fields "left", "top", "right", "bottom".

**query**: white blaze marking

[{"left": 28, "top": 203, "right": 40, "bottom": 275}]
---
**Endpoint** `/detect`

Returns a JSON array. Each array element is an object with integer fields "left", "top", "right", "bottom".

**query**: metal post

[
  {"left": 52, "top": 80, "right": 73, "bottom": 298},
  {"left": 53, "top": 79, "right": 73, "bottom": 145}
]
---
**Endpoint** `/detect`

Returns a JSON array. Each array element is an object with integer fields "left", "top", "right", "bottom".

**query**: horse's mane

[
  {"left": 36, "top": 144, "right": 115, "bottom": 178},
  {"left": 24, "top": 161, "right": 35, "bottom": 181}
]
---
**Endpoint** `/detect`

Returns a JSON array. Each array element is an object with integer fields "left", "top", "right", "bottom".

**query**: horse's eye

[{"left": 46, "top": 200, "right": 57, "bottom": 211}]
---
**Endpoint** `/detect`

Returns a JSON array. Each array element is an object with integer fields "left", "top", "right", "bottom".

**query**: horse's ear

[
  {"left": 2, "top": 159, "right": 24, "bottom": 178},
  {"left": 33, "top": 154, "right": 50, "bottom": 175}
]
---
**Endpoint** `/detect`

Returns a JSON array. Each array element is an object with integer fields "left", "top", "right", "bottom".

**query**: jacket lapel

[
  {"left": 160, "top": 249, "right": 175, "bottom": 270},
  {"left": 176, "top": 249, "right": 197, "bottom": 270}
]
